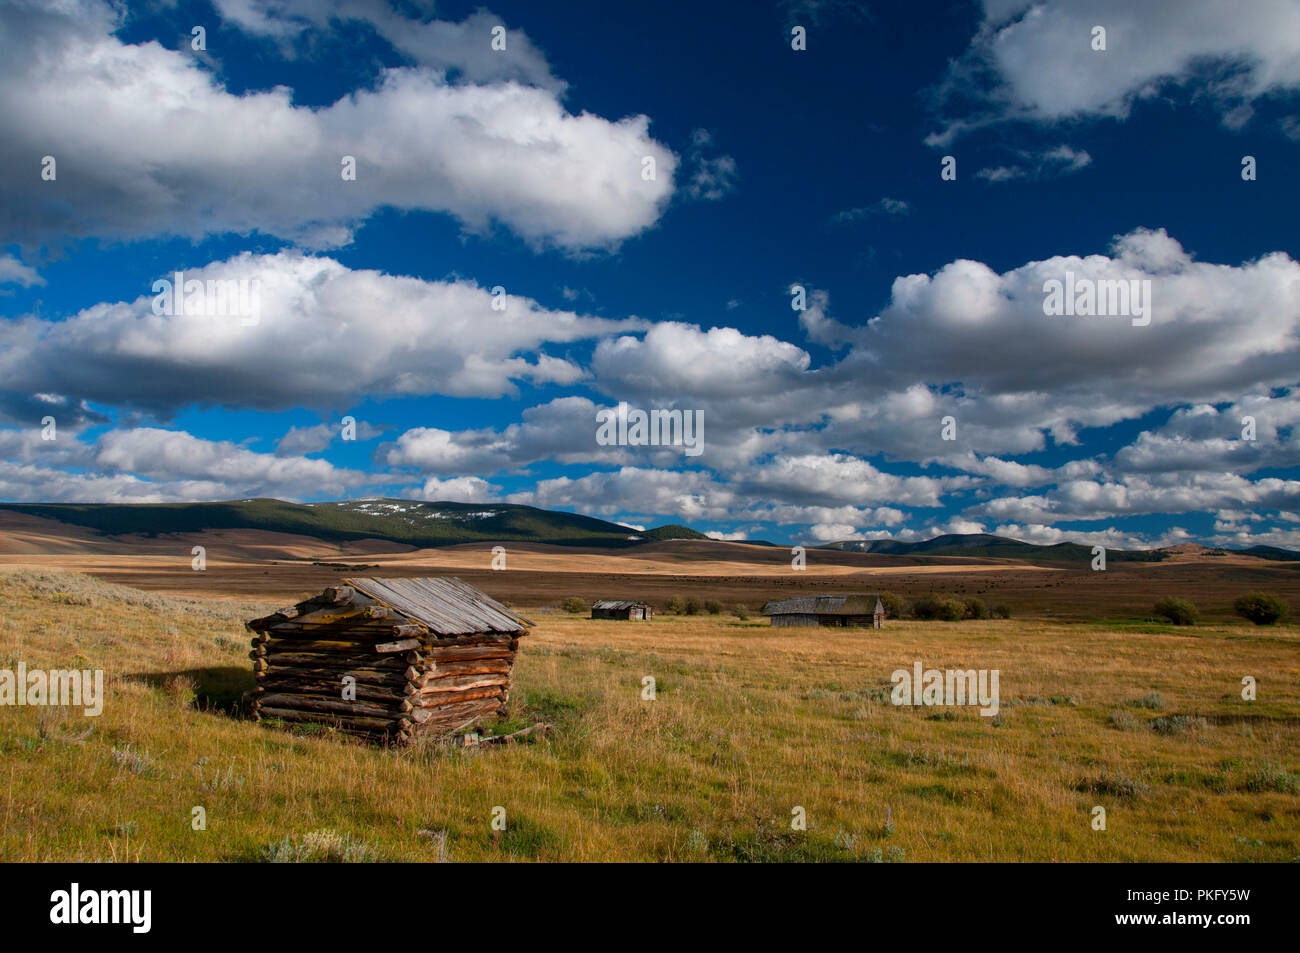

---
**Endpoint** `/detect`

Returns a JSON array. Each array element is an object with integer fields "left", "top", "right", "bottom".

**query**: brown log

[
  {"left": 258, "top": 684, "right": 409, "bottom": 704},
  {"left": 421, "top": 674, "right": 509, "bottom": 694},
  {"left": 390, "top": 624, "right": 425, "bottom": 638},
  {"left": 363, "top": 606, "right": 390, "bottom": 620},
  {"left": 425, "top": 631, "right": 518, "bottom": 648},
  {"left": 267, "top": 610, "right": 346, "bottom": 628},
  {"left": 324, "top": 585, "right": 355, "bottom": 604},
  {"left": 414, "top": 687, "right": 504, "bottom": 708},
  {"left": 472, "top": 723, "right": 552, "bottom": 745},
  {"left": 422, "top": 659, "right": 510, "bottom": 677},
  {"left": 257, "top": 693, "right": 404, "bottom": 718},
  {"left": 256, "top": 706, "right": 406, "bottom": 731},
  {"left": 375, "top": 637, "right": 420, "bottom": 654},
  {"left": 258, "top": 679, "right": 415, "bottom": 703},
  {"left": 262, "top": 652, "right": 407, "bottom": 669},
  {"left": 257, "top": 621, "right": 401, "bottom": 640},
  {"left": 416, "top": 708, "right": 506, "bottom": 732},
  {"left": 426, "top": 644, "right": 515, "bottom": 662},
  {"left": 263, "top": 638, "right": 398, "bottom": 654},
  {"left": 256, "top": 677, "right": 421, "bottom": 699},
  {"left": 247, "top": 606, "right": 304, "bottom": 632},
  {"left": 260, "top": 673, "right": 420, "bottom": 693},
  {"left": 256, "top": 708, "right": 390, "bottom": 727},
  {"left": 277, "top": 605, "right": 373, "bottom": 628},
  {"left": 255, "top": 663, "right": 414, "bottom": 686},
  {"left": 256, "top": 670, "right": 403, "bottom": 691},
  {"left": 410, "top": 697, "right": 502, "bottom": 725},
  {"left": 374, "top": 639, "right": 418, "bottom": 655}
]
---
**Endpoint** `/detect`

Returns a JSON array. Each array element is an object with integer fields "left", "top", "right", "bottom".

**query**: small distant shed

[
  {"left": 761, "top": 594, "right": 885, "bottom": 628},
  {"left": 591, "top": 599, "right": 653, "bottom": 621},
  {"left": 246, "top": 577, "right": 531, "bottom": 744}
]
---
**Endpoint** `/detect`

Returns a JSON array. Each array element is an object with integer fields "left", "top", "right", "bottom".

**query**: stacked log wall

[{"left": 247, "top": 587, "right": 522, "bottom": 744}]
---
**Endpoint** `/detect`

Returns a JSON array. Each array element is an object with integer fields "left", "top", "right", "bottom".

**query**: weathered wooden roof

[
  {"left": 762, "top": 595, "right": 884, "bottom": 616},
  {"left": 592, "top": 599, "right": 650, "bottom": 610},
  {"left": 346, "top": 576, "right": 532, "bottom": 636}
]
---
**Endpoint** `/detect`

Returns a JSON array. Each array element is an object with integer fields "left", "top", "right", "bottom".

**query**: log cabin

[
  {"left": 246, "top": 576, "right": 530, "bottom": 744},
  {"left": 761, "top": 594, "right": 886, "bottom": 628}
]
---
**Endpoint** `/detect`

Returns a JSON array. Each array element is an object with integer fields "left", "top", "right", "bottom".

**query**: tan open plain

[
  {"left": 0, "top": 567, "right": 1296, "bottom": 862},
  {"left": 4, "top": 512, "right": 1300, "bottom": 621}
]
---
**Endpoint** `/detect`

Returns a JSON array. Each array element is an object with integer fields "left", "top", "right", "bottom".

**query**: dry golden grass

[{"left": 1, "top": 570, "right": 1297, "bottom": 862}]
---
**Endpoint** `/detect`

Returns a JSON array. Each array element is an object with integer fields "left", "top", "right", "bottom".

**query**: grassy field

[{"left": 1, "top": 569, "right": 1297, "bottom": 862}]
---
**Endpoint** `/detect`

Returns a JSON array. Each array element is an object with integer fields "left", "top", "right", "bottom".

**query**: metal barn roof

[
  {"left": 762, "top": 595, "right": 884, "bottom": 616},
  {"left": 591, "top": 600, "right": 650, "bottom": 610},
  {"left": 346, "top": 576, "right": 532, "bottom": 636}
]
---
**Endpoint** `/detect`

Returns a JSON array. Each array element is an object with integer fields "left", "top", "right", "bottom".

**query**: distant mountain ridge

[
  {"left": 816, "top": 533, "right": 1300, "bottom": 563},
  {"left": 1, "top": 501, "right": 1295, "bottom": 561},
  {"left": 1237, "top": 544, "right": 1300, "bottom": 561},
  {"left": 0, "top": 498, "right": 710, "bottom": 548}
]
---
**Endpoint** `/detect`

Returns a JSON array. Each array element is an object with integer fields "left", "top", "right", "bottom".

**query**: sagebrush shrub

[
  {"left": 1153, "top": 597, "right": 1198, "bottom": 625},
  {"left": 1233, "top": 591, "right": 1289, "bottom": 626}
]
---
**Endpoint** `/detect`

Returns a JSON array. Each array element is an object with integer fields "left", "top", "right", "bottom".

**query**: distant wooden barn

[
  {"left": 762, "top": 594, "right": 885, "bottom": 628},
  {"left": 246, "top": 577, "right": 531, "bottom": 744},
  {"left": 591, "top": 599, "right": 653, "bottom": 621}
]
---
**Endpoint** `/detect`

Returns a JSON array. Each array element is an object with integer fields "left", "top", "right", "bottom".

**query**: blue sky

[{"left": 2, "top": 0, "right": 1299, "bottom": 549}]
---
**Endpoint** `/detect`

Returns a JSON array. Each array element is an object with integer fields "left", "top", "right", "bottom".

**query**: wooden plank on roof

[
  {"left": 345, "top": 576, "right": 532, "bottom": 636},
  {"left": 764, "top": 594, "right": 879, "bottom": 616}
]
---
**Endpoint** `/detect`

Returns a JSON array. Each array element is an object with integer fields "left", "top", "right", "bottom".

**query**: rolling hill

[
  {"left": 822, "top": 533, "right": 1175, "bottom": 564},
  {"left": 1237, "top": 544, "right": 1300, "bottom": 562},
  {"left": 1, "top": 500, "right": 1295, "bottom": 564},
  {"left": 0, "top": 499, "right": 710, "bottom": 549}
]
